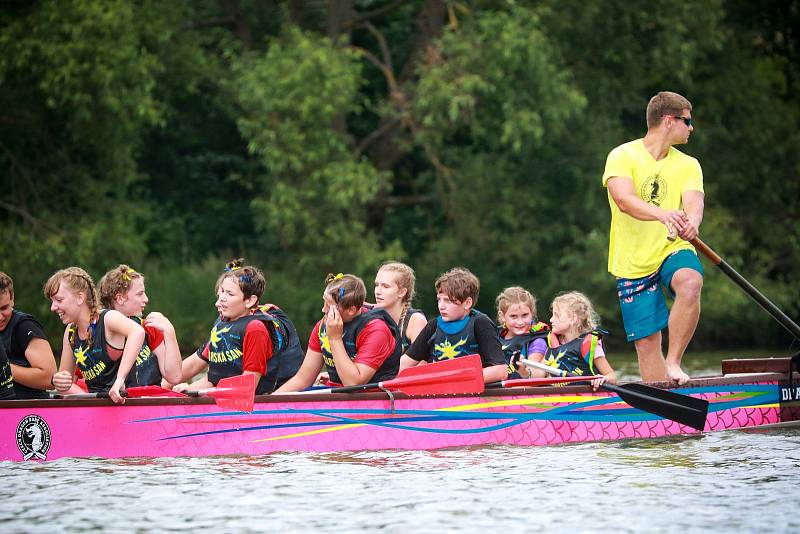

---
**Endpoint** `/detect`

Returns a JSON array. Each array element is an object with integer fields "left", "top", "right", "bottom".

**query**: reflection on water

[
  {"left": 2, "top": 351, "right": 799, "bottom": 533},
  {"left": 1, "top": 428, "right": 799, "bottom": 533}
]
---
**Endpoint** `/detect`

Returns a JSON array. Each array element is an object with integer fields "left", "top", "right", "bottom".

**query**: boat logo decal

[
  {"left": 16, "top": 414, "right": 51, "bottom": 461},
  {"left": 780, "top": 385, "right": 800, "bottom": 402}
]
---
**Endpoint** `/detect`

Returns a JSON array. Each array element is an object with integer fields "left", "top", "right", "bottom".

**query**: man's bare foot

[{"left": 666, "top": 364, "right": 690, "bottom": 385}]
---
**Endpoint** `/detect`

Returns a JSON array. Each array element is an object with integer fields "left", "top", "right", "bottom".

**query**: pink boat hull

[{"left": 2, "top": 372, "right": 798, "bottom": 462}]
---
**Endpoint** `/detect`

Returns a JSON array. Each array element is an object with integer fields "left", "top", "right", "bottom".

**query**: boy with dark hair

[
  {"left": 400, "top": 267, "right": 507, "bottom": 383},
  {"left": 0, "top": 271, "right": 57, "bottom": 399}
]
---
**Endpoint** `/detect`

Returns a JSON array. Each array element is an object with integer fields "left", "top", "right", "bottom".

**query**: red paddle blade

[
  {"left": 126, "top": 386, "right": 188, "bottom": 398},
  {"left": 207, "top": 374, "right": 256, "bottom": 412},
  {"left": 385, "top": 354, "right": 485, "bottom": 396}
]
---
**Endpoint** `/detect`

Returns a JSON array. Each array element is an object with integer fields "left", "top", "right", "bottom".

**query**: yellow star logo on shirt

[
  {"left": 435, "top": 338, "right": 467, "bottom": 360},
  {"left": 209, "top": 325, "right": 232, "bottom": 349},
  {"left": 74, "top": 344, "right": 89, "bottom": 367}
]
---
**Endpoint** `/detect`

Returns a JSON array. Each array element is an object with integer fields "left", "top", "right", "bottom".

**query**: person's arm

[
  {"left": 327, "top": 308, "right": 393, "bottom": 386},
  {"left": 401, "top": 318, "right": 436, "bottom": 366},
  {"left": 273, "top": 349, "right": 324, "bottom": 393},
  {"left": 405, "top": 312, "right": 427, "bottom": 345},
  {"left": 143, "top": 312, "right": 183, "bottom": 385},
  {"left": 10, "top": 321, "right": 56, "bottom": 390},
  {"left": 104, "top": 310, "right": 146, "bottom": 403},
  {"left": 679, "top": 190, "right": 705, "bottom": 241},
  {"left": 51, "top": 328, "right": 77, "bottom": 392},
  {"left": 240, "top": 320, "right": 273, "bottom": 384},
  {"left": 607, "top": 176, "right": 689, "bottom": 234},
  {"left": 474, "top": 316, "right": 508, "bottom": 383}
]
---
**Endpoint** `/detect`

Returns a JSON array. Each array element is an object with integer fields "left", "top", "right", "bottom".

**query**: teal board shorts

[{"left": 616, "top": 249, "right": 704, "bottom": 342}]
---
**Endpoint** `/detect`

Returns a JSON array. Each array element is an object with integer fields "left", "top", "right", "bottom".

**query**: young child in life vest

[
  {"left": 173, "top": 259, "right": 289, "bottom": 395},
  {"left": 98, "top": 265, "right": 182, "bottom": 388},
  {"left": 274, "top": 273, "right": 400, "bottom": 392},
  {"left": 532, "top": 291, "right": 617, "bottom": 389},
  {"left": 496, "top": 287, "right": 550, "bottom": 379},
  {"left": 373, "top": 262, "right": 427, "bottom": 353},
  {"left": 400, "top": 267, "right": 507, "bottom": 383}
]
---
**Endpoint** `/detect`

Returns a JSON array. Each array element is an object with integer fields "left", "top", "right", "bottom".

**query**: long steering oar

[
  {"left": 521, "top": 359, "right": 708, "bottom": 431},
  {"left": 184, "top": 374, "right": 257, "bottom": 412},
  {"left": 306, "top": 354, "right": 485, "bottom": 396},
  {"left": 690, "top": 237, "right": 800, "bottom": 339}
]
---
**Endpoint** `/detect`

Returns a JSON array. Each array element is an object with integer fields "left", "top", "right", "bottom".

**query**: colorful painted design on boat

[{"left": 1, "top": 371, "right": 798, "bottom": 462}]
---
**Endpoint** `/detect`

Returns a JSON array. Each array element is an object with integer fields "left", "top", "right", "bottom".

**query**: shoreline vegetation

[{"left": 2, "top": 2, "right": 798, "bottom": 356}]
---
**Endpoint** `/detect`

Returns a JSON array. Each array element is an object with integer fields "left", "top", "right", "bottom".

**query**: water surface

[{"left": 1, "top": 350, "right": 797, "bottom": 533}]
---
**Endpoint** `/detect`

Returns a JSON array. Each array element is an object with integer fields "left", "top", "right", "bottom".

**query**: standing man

[{"left": 602, "top": 91, "right": 705, "bottom": 385}]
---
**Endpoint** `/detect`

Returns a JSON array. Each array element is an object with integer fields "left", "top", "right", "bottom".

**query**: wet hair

[
  {"left": 435, "top": 267, "right": 480, "bottom": 305},
  {"left": 215, "top": 258, "right": 266, "bottom": 306},
  {"left": 495, "top": 286, "right": 537, "bottom": 324},
  {"left": 0, "top": 271, "right": 12, "bottom": 298},
  {"left": 378, "top": 261, "right": 417, "bottom": 324},
  {"left": 324, "top": 273, "right": 366, "bottom": 310},
  {"left": 646, "top": 91, "right": 692, "bottom": 129},
  {"left": 551, "top": 291, "right": 600, "bottom": 333},
  {"left": 98, "top": 265, "right": 143, "bottom": 309}
]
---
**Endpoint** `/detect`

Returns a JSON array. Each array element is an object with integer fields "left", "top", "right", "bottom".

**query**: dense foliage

[{"left": 2, "top": 0, "right": 798, "bottom": 354}]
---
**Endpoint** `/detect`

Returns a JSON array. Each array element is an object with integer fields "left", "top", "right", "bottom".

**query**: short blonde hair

[
  {"left": 495, "top": 286, "right": 537, "bottom": 324},
  {"left": 551, "top": 291, "right": 599, "bottom": 333}
]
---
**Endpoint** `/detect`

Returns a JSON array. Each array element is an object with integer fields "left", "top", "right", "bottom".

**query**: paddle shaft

[{"left": 691, "top": 237, "right": 800, "bottom": 339}]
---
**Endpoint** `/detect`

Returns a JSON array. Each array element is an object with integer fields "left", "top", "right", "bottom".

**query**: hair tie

[
  {"left": 225, "top": 258, "right": 245, "bottom": 272},
  {"left": 122, "top": 268, "right": 137, "bottom": 282},
  {"left": 325, "top": 272, "right": 344, "bottom": 285},
  {"left": 238, "top": 275, "right": 252, "bottom": 284}
]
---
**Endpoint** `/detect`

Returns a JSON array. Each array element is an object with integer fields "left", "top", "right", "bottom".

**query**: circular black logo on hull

[{"left": 16, "top": 414, "right": 51, "bottom": 461}]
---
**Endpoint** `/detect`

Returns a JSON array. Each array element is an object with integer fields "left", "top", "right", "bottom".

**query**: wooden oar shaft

[{"left": 691, "top": 237, "right": 800, "bottom": 339}]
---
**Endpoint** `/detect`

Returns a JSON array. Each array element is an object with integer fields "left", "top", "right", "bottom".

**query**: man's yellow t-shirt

[{"left": 602, "top": 139, "right": 703, "bottom": 278}]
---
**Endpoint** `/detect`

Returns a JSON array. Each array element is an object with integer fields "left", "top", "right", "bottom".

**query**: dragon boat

[{"left": 1, "top": 356, "right": 798, "bottom": 462}]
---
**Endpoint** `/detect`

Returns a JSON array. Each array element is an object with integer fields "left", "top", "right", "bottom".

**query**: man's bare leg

[
  {"left": 665, "top": 268, "right": 703, "bottom": 385},
  {"left": 634, "top": 332, "right": 667, "bottom": 382}
]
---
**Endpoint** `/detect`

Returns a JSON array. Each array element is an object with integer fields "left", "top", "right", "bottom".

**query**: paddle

[
  {"left": 486, "top": 375, "right": 605, "bottom": 389},
  {"left": 306, "top": 354, "right": 485, "bottom": 396},
  {"left": 690, "top": 237, "right": 800, "bottom": 339},
  {"left": 521, "top": 358, "right": 709, "bottom": 431},
  {"left": 184, "top": 374, "right": 257, "bottom": 412}
]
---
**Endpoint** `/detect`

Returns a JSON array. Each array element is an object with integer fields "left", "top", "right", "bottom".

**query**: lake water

[{"left": 1, "top": 350, "right": 798, "bottom": 533}]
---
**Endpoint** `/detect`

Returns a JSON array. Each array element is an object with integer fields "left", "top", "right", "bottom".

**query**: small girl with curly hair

[
  {"left": 495, "top": 286, "right": 550, "bottom": 379},
  {"left": 533, "top": 291, "right": 616, "bottom": 387}
]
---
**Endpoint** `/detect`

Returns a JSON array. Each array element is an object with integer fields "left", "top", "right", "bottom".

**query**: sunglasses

[{"left": 669, "top": 115, "right": 693, "bottom": 127}]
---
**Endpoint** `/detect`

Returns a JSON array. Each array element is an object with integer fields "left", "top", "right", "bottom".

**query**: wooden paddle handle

[{"left": 689, "top": 237, "right": 721, "bottom": 264}]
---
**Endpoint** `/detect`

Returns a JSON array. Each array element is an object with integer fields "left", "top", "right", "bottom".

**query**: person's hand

[
  {"left": 109, "top": 378, "right": 126, "bottom": 404},
  {"left": 510, "top": 351, "right": 530, "bottom": 377},
  {"left": 144, "top": 312, "right": 175, "bottom": 335},
  {"left": 590, "top": 376, "right": 606, "bottom": 391},
  {"left": 326, "top": 306, "right": 344, "bottom": 341},
  {"left": 661, "top": 210, "right": 689, "bottom": 239},
  {"left": 172, "top": 382, "right": 190, "bottom": 393},
  {"left": 677, "top": 218, "right": 699, "bottom": 241},
  {"left": 51, "top": 370, "right": 74, "bottom": 392}
]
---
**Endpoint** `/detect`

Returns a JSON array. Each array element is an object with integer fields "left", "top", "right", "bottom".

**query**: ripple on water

[{"left": 0, "top": 427, "right": 798, "bottom": 533}]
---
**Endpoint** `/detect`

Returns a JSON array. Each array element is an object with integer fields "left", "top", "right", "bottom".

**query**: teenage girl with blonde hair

[
  {"left": 46, "top": 267, "right": 146, "bottom": 403},
  {"left": 374, "top": 262, "right": 427, "bottom": 352}
]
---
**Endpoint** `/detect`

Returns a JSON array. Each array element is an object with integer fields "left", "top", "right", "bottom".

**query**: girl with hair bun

[
  {"left": 98, "top": 265, "right": 182, "bottom": 387},
  {"left": 45, "top": 267, "right": 146, "bottom": 403}
]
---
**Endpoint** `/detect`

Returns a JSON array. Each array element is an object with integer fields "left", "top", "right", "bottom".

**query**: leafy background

[{"left": 2, "top": 0, "right": 798, "bottom": 356}]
